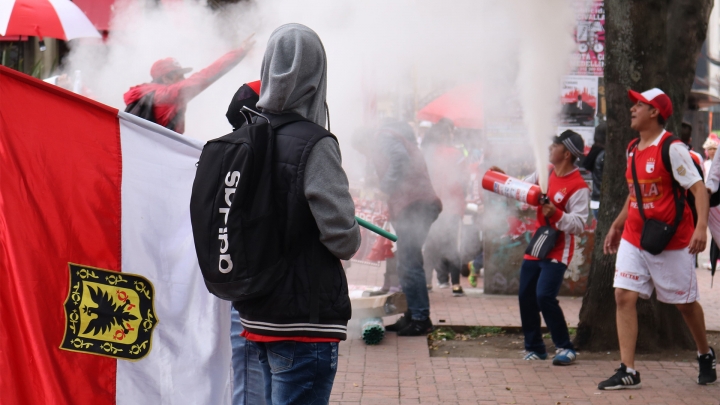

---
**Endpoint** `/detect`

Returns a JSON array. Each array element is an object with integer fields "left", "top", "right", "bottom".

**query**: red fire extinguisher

[{"left": 481, "top": 170, "right": 547, "bottom": 206}]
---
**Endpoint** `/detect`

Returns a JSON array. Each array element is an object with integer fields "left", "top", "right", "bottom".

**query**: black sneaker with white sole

[
  {"left": 698, "top": 347, "right": 717, "bottom": 385},
  {"left": 385, "top": 311, "right": 411, "bottom": 332},
  {"left": 397, "top": 318, "right": 433, "bottom": 336},
  {"left": 597, "top": 363, "right": 641, "bottom": 390}
]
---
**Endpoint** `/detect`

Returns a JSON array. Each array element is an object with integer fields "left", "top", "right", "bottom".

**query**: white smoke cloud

[
  {"left": 514, "top": 0, "right": 577, "bottom": 192},
  {"left": 65, "top": 0, "right": 578, "bottom": 183}
]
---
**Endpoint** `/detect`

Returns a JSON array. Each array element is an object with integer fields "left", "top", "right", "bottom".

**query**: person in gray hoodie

[{"left": 233, "top": 24, "right": 361, "bottom": 405}]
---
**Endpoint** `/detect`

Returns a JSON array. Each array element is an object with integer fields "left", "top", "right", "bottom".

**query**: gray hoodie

[
  {"left": 258, "top": 23, "right": 328, "bottom": 127},
  {"left": 258, "top": 23, "right": 360, "bottom": 260}
]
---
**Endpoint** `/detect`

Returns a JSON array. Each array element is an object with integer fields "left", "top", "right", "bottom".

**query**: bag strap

[
  {"left": 630, "top": 138, "right": 685, "bottom": 227},
  {"left": 630, "top": 146, "right": 647, "bottom": 222}
]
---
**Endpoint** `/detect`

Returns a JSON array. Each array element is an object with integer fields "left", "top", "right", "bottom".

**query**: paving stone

[{"left": 331, "top": 262, "right": 720, "bottom": 404}]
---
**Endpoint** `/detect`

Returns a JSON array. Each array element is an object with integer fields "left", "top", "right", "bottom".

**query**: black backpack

[
  {"left": 125, "top": 90, "right": 183, "bottom": 132},
  {"left": 189, "top": 111, "right": 307, "bottom": 301},
  {"left": 125, "top": 91, "right": 157, "bottom": 122}
]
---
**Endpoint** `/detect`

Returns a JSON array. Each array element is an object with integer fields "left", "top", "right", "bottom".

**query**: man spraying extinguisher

[{"left": 490, "top": 130, "right": 589, "bottom": 366}]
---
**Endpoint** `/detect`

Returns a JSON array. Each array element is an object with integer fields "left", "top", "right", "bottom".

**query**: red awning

[
  {"left": 0, "top": 35, "right": 29, "bottom": 41},
  {"left": 416, "top": 82, "right": 483, "bottom": 129},
  {"left": 72, "top": 0, "right": 115, "bottom": 31}
]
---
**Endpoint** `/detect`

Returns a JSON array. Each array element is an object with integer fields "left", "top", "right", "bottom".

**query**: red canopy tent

[{"left": 416, "top": 82, "right": 483, "bottom": 129}]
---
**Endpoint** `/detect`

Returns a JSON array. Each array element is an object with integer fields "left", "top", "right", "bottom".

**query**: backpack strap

[
  {"left": 660, "top": 134, "right": 678, "bottom": 181},
  {"left": 240, "top": 107, "right": 308, "bottom": 129},
  {"left": 628, "top": 137, "right": 640, "bottom": 154},
  {"left": 657, "top": 134, "right": 687, "bottom": 228},
  {"left": 255, "top": 109, "right": 328, "bottom": 325},
  {"left": 268, "top": 112, "right": 308, "bottom": 129}
]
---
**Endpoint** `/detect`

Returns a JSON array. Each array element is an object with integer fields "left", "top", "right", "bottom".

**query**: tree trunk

[{"left": 575, "top": 0, "right": 712, "bottom": 352}]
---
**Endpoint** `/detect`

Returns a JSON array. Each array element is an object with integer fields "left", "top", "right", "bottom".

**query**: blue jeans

[
  {"left": 231, "top": 308, "right": 266, "bottom": 405},
  {"left": 248, "top": 340, "right": 339, "bottom": 405},
  {"left": 393, "top": 203, "right": 440, "bottom": 321},
  {"left": 518, "top": 259, "right": 574, "bottom": 354}
]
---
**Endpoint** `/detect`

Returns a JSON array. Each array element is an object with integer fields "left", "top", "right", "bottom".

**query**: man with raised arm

[{"left": 124, "top": 36, "right": 254, "bottom": 134}]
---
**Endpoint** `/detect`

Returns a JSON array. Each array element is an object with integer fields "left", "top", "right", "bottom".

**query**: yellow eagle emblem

[{"left": 60, "top": 263, "right": 158, "bottom": 361}]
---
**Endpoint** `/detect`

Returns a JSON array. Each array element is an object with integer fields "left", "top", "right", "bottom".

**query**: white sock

[
  {"left": 698, "top": 350, "right": 711, "bottom": 357},
  {"left": 626, "top": 366, "right": 636, "bottom": 375}
]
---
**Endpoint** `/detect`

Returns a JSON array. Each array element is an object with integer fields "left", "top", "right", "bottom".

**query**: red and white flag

[{"left": 0, "top": 66, "right": 232, "bottom": 404}]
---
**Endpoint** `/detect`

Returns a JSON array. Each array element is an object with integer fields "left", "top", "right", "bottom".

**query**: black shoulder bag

[
  {"left": 524, "top": 215, "right": 559, "bottom": 259},
  {"left": 631, "top": 146, "right": 684, "bottom": 255}
]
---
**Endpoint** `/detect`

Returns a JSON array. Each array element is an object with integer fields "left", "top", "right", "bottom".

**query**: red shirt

[
  {"left": 622, "top": 132, "right": 695, "bottom": 250},
  {"left": 123, "top": 48, "right": 247, "bottom": 134},
  {"left": 241, "top": 330, "right": 340, "bottom": 343},
  {"left": 523, "top": 169, "right": 588, "bottom": 265}
]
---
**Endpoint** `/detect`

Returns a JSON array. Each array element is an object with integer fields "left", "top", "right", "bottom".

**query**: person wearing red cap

[
  {"left": 601, "top": 88, "right": 716, "bottom": 390},
  {"left": 123, "top": 35, "right": 254, "bottom": 134}
]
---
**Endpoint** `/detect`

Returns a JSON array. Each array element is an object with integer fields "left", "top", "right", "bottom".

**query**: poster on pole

[
  {"left": 560, "top": 75, "right": 599, "bottom": 127},
  {"left": 570, "top": 0, "right": 605, "bottom": 76}
]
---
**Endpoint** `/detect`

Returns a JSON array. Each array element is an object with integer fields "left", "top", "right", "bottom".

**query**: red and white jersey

[
  {"left": 523, "top": 169, "right": 589, "bottom": 265},
  {"left": 622, "top": 131, "right": 701, "bottom": 250}
]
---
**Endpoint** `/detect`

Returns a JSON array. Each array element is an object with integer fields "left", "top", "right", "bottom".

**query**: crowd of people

[{"left": 114, "top": 20, "right": 720, "bottom": 404}]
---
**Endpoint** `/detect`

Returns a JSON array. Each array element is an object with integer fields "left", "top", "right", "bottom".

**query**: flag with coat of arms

[{"left": 0, "top": 65, "right": 233, "bottom": 405}]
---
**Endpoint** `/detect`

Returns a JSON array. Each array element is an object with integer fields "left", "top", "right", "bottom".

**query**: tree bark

[{"left": 575, "top": 0, "right": 712, "bottom": 352}]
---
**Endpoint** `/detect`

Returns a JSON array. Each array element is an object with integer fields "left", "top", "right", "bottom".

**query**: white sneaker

[{"left": 437, "top": 282, "right": 450, "bottom": 289}]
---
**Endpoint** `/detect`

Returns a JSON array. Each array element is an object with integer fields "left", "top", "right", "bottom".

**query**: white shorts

[{"left": 613, "top": 239, "right": 698, "bottom": 304}]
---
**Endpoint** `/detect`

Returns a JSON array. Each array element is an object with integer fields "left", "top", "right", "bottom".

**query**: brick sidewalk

[
  {"left": 337, "top": 262, "right": 720, "bottom": 404},
  {"left": 332, "top": 334, "right": 720, "bottom": 405},
  {"left": 347, "top": 260, "right": 720, "bottom": 331}
]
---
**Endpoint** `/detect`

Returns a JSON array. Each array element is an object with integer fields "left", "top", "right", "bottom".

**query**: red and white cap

[
  {"left": 150, "top": 58, "right": 192, "bottom": 80},
  {"left": 628, "top": 88, "right": 673, "bottom": 120}
]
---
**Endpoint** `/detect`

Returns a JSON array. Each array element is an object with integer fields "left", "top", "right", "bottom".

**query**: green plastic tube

[
  {"left": 355, "top": 216, "right": 398, "bottom": 242},
  {"left": 360, "top": 317, "right": 385, "bottom": 345}
]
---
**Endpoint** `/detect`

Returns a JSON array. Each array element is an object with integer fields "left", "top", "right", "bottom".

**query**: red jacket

[{"left": 123, "top": 48, "right": 247, "bottom": 134}]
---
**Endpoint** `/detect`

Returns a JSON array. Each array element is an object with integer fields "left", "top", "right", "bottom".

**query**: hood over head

[{"left": 257, "top": 24, "right": 327, "bottom": 127}]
